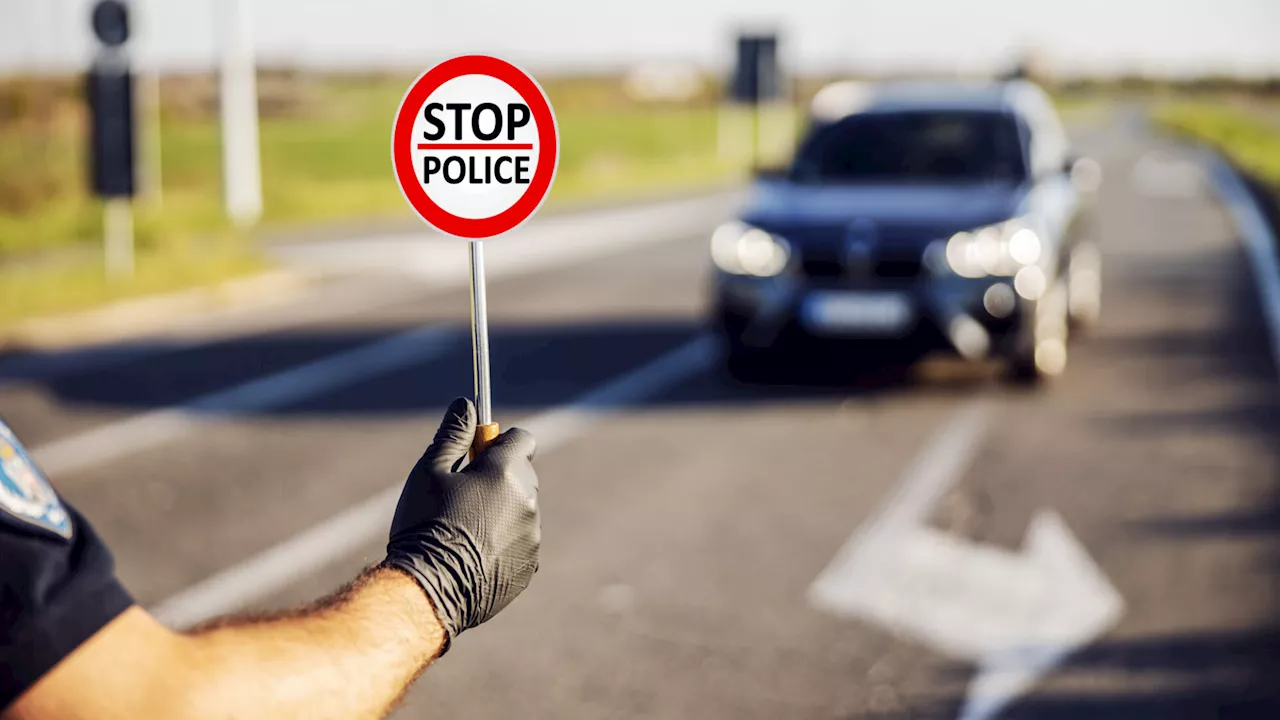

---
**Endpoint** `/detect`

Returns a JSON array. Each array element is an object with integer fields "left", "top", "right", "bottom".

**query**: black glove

[{"left": 384, "top": 398, "right": 540, "bottom": 650}]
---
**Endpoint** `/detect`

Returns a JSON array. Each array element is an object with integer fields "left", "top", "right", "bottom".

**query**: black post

[
  {"left": 87, "top": 63, "right": 135, "bottom": 198},
  {"left": 729, "top": 33, "right": 781, "bottom": 169},
  {"left": 87, "top": 0, "right": 136, "bottom": 277}
]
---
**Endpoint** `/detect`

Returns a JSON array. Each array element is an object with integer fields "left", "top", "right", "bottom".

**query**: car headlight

[
  {"left": 943, "top": 220, "right": 1042, "bottom": 278},
  {"left": 711, "top": 222, "right": 791, "bottom": 278}
]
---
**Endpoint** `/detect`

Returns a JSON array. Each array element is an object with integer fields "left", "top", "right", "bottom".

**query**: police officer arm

[
  {"left": 7, "top": 569, "right": 441, "bottom": 720},
  {"left": 4, "top": 399, "right": 540, "bottom": 720}
]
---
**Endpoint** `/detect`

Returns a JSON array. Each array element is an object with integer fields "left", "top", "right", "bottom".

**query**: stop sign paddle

[{"left": 392, "top": 56, "right": 560, "bottom": 455}]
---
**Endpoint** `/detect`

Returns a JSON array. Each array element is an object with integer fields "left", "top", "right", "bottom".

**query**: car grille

[
  {"left": 800, "top": 247, "right": 846, "bottom": 279},
  {"left": 790, "top": 234, "right": 930, "bottom": 281},
  {"left": 874, "top": 251, "right": 923, "bottom": 279}
]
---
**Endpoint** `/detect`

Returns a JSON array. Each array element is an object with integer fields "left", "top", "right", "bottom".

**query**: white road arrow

[{"left": 810, "top": 400, "right": 1124, "bottom": 720}]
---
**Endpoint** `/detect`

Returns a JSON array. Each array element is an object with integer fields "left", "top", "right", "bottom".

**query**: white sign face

[
  {"left": 392, "top": 55, "right": 559, "bottom": 240},
  {"left": 411, "top": 74, "right": 542, "bottom": 220}
]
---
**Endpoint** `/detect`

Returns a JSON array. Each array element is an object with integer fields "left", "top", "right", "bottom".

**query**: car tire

[
  {"left": 1067, "top": 241, "right": 1102, "bottom": 332},
  {"left": 1006, "top": 351, "right": 1048, "bottom": 385},
  {"left": 1004, "top": 281, "right": 1069, "bottom": 386},
  {"left": 714, "top": 307, "right": 791, "bottom": 383},
  {"left": 723, "top": 345, "right": 788, "bottom": 384}
]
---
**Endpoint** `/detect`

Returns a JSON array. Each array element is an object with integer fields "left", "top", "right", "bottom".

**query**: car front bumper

[{"left": 713, "top": 271, "right": 1038, "bottom": 360}]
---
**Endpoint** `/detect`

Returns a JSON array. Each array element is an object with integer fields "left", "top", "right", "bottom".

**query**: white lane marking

[
  {"left": 1204, "top": 153, "right": 1280, "bottom": 377},
  {"left": 810, "top": 399, "right": 1123, "bottom": 720},
  {"left": 31, "top": 327, "right": 459, "bottom": 479},
  {"left": 151, "top": 335, "right": 715, "bottom": 628}
]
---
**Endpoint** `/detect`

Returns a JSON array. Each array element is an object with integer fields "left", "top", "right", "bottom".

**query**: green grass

[
  {"left": 0, "top": 240, "right": 265, "bottom": 328},
  {"left": 1152, "top": 101, "right": 1280, "bottom": 187}
]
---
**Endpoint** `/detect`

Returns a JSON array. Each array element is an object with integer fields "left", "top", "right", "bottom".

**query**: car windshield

[{"left": 789, "top": 110, "right": 1027, "bottom": 184}]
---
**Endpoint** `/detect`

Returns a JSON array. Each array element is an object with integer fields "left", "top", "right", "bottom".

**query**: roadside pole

[
  {"left": 219, "top": 0, "right": 263, "bottom": 228},
  {"left": 137, "top": 0, "right": 163, "bottom": 207},
  {"left": 726, "top": 32, "right": 784, "bottom": 170},
  {"left": 103, "top": 197, "right": 135, "bottom": 277},
  {"left": 87, "top": 0, "right": 137, "bottom": 280}
]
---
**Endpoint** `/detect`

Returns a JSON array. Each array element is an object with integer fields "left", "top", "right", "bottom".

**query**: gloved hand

[{"left": 384, "top": 398, "right": 540, "bottom": 651}]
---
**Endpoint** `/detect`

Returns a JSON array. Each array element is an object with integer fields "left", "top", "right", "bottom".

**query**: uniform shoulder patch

[{"left": 0, "top": 421, "right": 72, "bottom": 538}]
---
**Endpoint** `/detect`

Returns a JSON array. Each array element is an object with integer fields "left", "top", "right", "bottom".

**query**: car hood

[{"left": 740, "top": 179, "right": 1026, "bottom": 240}]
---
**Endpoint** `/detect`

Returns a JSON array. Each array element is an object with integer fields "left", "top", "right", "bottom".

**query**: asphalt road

[{"left": 4, "top": 109, "right": 1279, "bottom": 719}]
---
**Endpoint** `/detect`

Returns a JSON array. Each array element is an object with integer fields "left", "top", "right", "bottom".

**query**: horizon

[{"left": 1, "top": 0, "right": 1278, "bottom": 79}]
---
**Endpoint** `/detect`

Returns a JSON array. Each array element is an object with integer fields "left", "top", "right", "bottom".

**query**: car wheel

[
  {"left": 1067, "top": 241, "right": 1102, "bottom": 331},
  {"left": 723, "top": 344, "right": 789, "bottom": 383},
  {"left": 1006, "top": 353, "right": 1041, "bottom": 385},
  {"left": 1005, "top": 281, "right": 1069, "bottom": 386}
]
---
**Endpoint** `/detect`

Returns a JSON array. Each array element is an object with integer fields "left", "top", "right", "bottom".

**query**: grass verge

[
  {"left": 1153, "top": 100, "right": 1280, "bottom": 243},
  {"left": 0, "top": 239, "right": 265, "bottom": 330},
  {"left": 1153, "top": 101, "right": 1280, "bottom": 187}
]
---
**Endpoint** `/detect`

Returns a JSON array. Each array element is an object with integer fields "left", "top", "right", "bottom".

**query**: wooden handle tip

[{"left": 469, "top": 422, "right": 500, "bottom": 460}]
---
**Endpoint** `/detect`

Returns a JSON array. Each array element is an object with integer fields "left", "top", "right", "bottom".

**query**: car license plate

[{"left": 802, "top": 291, "right": 915, "bottom": 335}]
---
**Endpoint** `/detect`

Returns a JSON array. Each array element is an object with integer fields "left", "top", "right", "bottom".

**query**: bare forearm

[
  {"left": 177, "top": 567, "right": 443, "bottom": 720},
  {"left": 5, "top": 568, "right": 444, "bottom": 720}
]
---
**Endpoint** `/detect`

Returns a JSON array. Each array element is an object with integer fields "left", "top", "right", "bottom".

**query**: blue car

[{"left": 710, "top": 80, "right": 1102, "bottom": 383}]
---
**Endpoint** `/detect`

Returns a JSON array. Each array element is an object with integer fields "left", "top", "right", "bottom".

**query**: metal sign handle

[{"left": 468, "top": 240, "right": 499, "bottom": 458}]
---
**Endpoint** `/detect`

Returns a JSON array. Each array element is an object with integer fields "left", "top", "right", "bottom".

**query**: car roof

[{"left": 809, "top": 80, "right": 1050, "bottom": 122}]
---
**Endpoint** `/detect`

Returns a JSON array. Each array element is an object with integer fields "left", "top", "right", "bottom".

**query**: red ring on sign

[{"left": 391, "top": 55, "right": 559, "bottom": 239}]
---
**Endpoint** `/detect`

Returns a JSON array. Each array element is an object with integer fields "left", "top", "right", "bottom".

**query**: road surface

[{"left": 3, "top": 109, "right": 1279, "bottom": 719}]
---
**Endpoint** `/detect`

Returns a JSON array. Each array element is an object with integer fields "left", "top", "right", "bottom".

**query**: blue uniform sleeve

[{"left": 0, "top": 423, "right": 134, "bottom": 710}]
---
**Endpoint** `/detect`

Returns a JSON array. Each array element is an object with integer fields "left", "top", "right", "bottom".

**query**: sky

[{"left": 1, "top": 0, "right": 1278, "bottom": 78}]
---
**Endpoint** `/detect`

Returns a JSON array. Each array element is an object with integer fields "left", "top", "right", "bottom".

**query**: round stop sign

[{"left": 392, "top": 55, "right": 559, "bottom": 239}]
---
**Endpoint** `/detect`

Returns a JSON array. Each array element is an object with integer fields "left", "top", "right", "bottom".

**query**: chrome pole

[{"left": 468, "top": 240, "right": 493, "bottom": 425}]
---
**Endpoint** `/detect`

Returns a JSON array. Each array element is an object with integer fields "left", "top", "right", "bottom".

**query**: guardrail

[{"left": 1205, "top": 152, "right": 1280, "bottom": 377}]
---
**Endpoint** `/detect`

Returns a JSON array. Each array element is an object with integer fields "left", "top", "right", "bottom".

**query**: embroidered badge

[{"left": 0, "top": 422, "right": 72, "bottom": 538}]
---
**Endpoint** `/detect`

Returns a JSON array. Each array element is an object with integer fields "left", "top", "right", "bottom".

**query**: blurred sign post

[
  {"left": 219, "top": 0, "right": 263, "bottom": 228},
  {"left": 391, "top": 56, "right": 559, "bottom": 457},
  {"left": 87, "top": 0, "right": 136, "bottom": 279},
  {"left": 730, "top": 34, "right": 781, "bottom": 109},
  {"left": 723, "top": 32, "right": 788, "bottom": 168}
]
